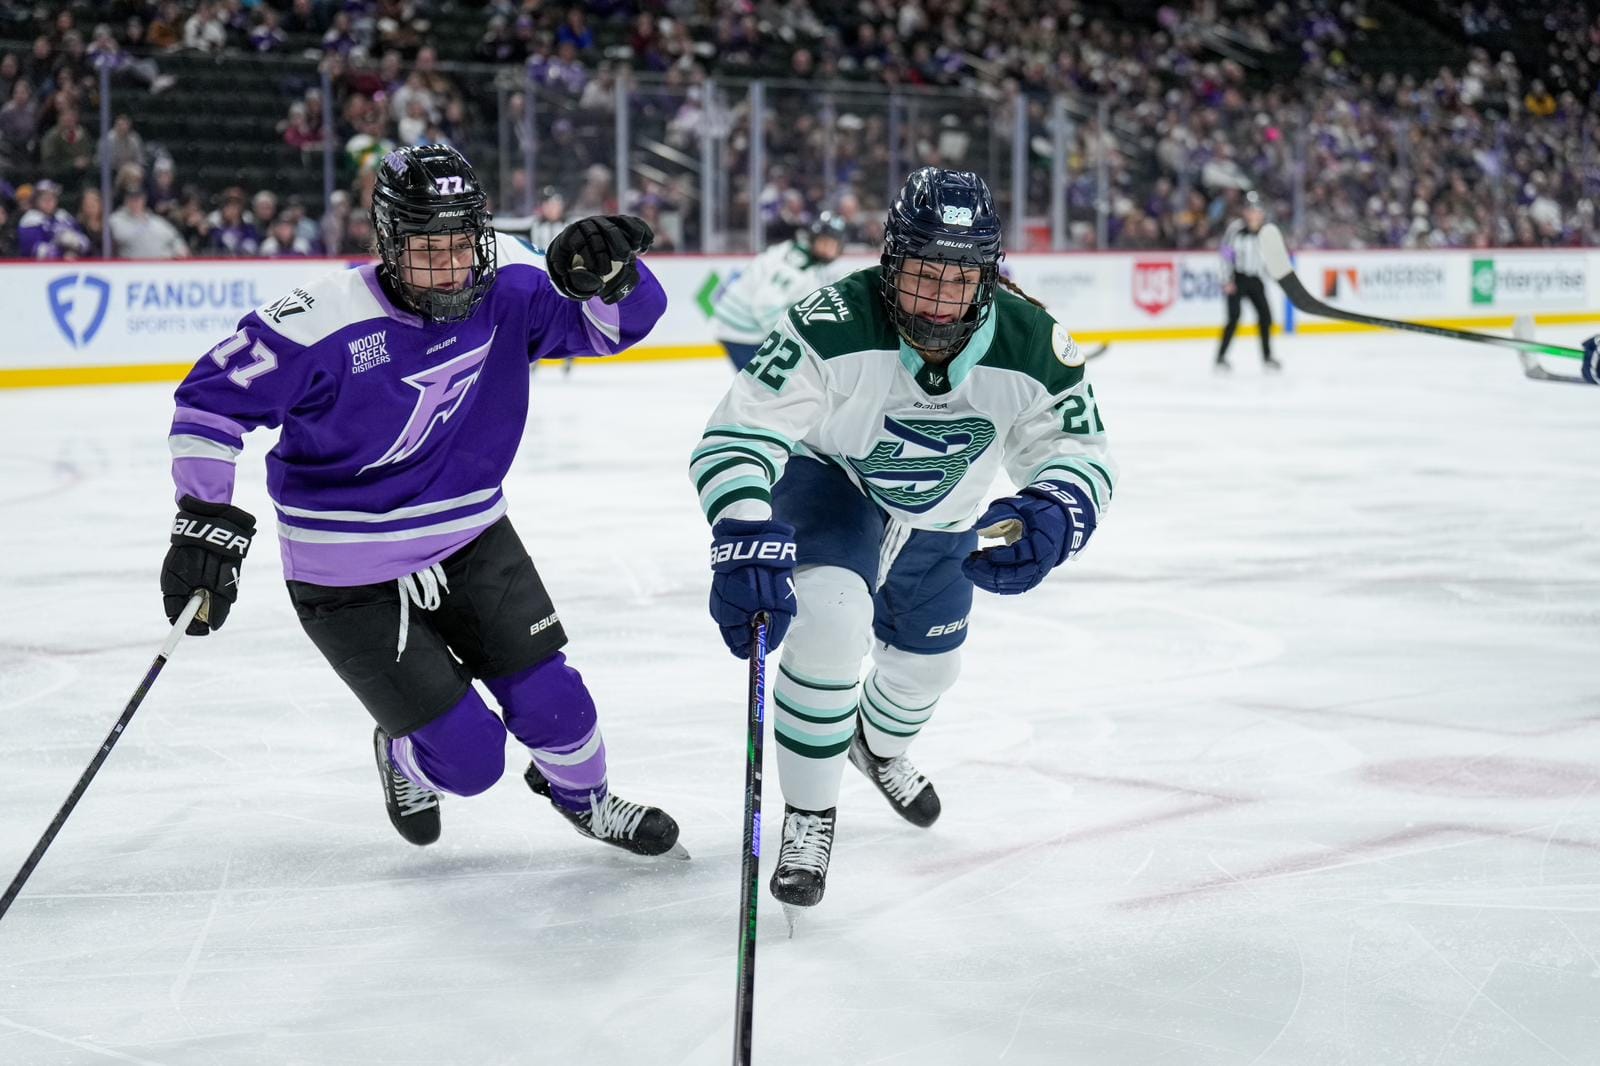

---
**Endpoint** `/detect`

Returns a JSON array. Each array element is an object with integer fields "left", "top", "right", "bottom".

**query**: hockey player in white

[
  {"left": 690, "top": 168, "right": 1116, "bottom": 911},
  {"left": 712, "top": 213, "right": 850, "bottom": 370}
]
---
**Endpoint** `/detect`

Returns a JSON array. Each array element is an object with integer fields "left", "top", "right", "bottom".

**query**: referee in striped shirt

[{"left": 1216, "top": 191, "right": 1281, "bottom": 371}]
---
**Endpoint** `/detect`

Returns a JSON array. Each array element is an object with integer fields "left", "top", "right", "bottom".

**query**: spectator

[
  {"left": 38, "top": 105, "right": 93, "bottom": 177},
  {"left": 148, "top": 3, "right": 184, "bottom": 50},
  {"left": 109, "top": 186, "right": 187, "bottom": 258},
  {"left": 77, "top": 185, "right": 105, "bottom": 253},
  {"left": 97, "top": 113, "right": 145, "bottom": 174},
  {"left": 0, "top": 53, "right": 19, "bottom": 102},
  {"left": 148, "top": 156, "right": 180, "bottom": 214},
  {"left": 17, "top": 179, "right": 91, "bottom": 259},
  {"left": 260, "top": 214, "right": 312, "bottom": 255},
  {"left": 338, "top": 205, "right": 374, "bottom": 255},
  {"left": 206, "top": 188, "right": 260, "bottom": 255},
  {"left": 89, "top": 24, "right": 177, "bottom": 93},
  {"left": 249, "top": 8, "right": 287, "bottom": 53},
  {"left": 251, "top": 189, "right": 279, "bottom": 233},
  {"left": 184, "top": 2, "right": 228, "bottom": 53},
  {"left": 0, "top": 80, "right": 37, "bottom": 176},
  {"left": 281, "top": 101, "right": 321, "bottom": 151},
  {"left": 0, "top": 195, "right": 16, "bottom": 258},
  {"left": 557, "top": 8, "right": 595, "bottom": 52}
]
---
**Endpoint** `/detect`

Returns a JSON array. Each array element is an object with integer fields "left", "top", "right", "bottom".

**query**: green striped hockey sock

[{"left": 772, "top": 657, "right": 861, "bottom": 813}]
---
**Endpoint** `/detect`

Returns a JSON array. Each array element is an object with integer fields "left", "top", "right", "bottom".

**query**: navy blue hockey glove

[
  {"left": 1583, "top": 335, "right": 1599, "bottom": 385},
  {"left": 961, "top": 481, "right": 1096, "bottom": 596},
  {"left": 545, "top": 215, "right": 654, "bottom": 304},
  {"left": 708, "top": 518, "right": 797, "bottom": 658},
  {"left": 161, "top": 495, "right": 257, "bottom": 635}
]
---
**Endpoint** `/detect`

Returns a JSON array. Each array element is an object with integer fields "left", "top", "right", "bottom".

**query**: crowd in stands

[{"left": 0, "top": 0, "right": 1596, "bottom": 259}]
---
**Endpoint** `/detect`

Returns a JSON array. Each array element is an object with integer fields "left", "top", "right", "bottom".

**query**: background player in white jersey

[
  {"left": 161, "top": 145, "right": 685, "bottom": 858},
  {"left": 688, "top": 168, "right": 1117, "bottom": 911},
  {"left": 712, "top": 213, "right": 850, "bottom": 370}
]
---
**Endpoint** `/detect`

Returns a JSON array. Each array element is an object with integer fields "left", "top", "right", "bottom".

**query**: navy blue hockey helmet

[
  {"left": 880, "top": 167, "right": 1003, "bottom": 355},
  {"left": 373, "top": 144, "right": 497, "bottom": 324},
  {"left": 798, "top": 210, "right": 848, "bottom": 263}
]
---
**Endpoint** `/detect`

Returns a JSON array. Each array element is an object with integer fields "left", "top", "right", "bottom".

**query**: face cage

[
  {"left": 378, "top": 223, "right": 498, "bottom": 325},
  {"left": 880, "top": 253, "right": 999, "bottom": 355}
]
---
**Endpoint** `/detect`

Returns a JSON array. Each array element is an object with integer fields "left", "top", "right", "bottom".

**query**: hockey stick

[
  {"left": 1255, "top": 224, "right": 1593, "bottom": 384},
  {"left": 1084, "top": 342, "right": 1111, "bottom": 362},
  {"left": 0, "top": 591, "right": 206, "bottom": 922},
  {"left": 732, "top": 611, "right": 770, "bottom": 1066}
]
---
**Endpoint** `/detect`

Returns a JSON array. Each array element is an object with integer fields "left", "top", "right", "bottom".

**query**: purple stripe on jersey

[
  {"left": 277, "top": 519, "right": 496, "bottom": 586},
  {"left": 357, "top": 263, "right": 425, "bottom": 328},
  {"left": 274, "top": 490, "right": 504, "bottom": 534},
  {"left": 173, "top": 405, "right": 248, "bottom": 441},
  {"left": 578, "top": 297, "right": 621, "bottom": 353},
  {"left": 172, "top": 456, "right": 236, "bottom": 504},
  {"left": 171, "top": 422, "right": 244, "bottom": 449}
]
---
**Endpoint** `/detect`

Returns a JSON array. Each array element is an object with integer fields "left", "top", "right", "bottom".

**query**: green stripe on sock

[
  {"left": 862, "top": 685, "right": 933, "bottom": 727},
  {"left": 779, "top": 663, "right": 857, "bottom": 691},
  {"left": 774, "top": 726, "right": 854, "bottom": 760},
  {"left": 704, "top": 424, "right": 796, "bottom": 451},
  {"left": 774, "top": 692, "right": 856, "bottom": 725}
]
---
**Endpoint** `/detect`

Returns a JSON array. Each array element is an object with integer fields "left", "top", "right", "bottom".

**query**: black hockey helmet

[
  {"left": 880, "top": 167, "right": 1003, "bottom": 355},
  {"left": 798, "top": 210, "right": 848, "bottom": 263},
  {"left": 373, "top": 144, "right": 497, "bottom": 324}
]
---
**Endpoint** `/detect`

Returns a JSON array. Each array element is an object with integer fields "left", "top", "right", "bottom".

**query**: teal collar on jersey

[{"left": 897, "top": 305, "right": 998, "bottom": 396}]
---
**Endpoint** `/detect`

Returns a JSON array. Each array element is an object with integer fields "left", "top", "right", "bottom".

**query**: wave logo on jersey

[
  {"left": 359, "top": 329, "right": 494, "bottom": 474},
  {"left": 847, "top": 416, "right": 996, "bottom": 514},
  {"left": 46, "top": 272, "right": 111, "bottom": 348}
]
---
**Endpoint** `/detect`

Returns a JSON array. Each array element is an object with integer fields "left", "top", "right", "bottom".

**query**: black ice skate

[
  {"left": 849, "top": 720, "right": 941, "bottom": 827},
  {"left": 770, "top": 804, "right": 837, "bottom": 933},
  {"left": 373, "top": 728, "right": 441, "bottom": 846},
  {"left": 1263, "top": 355, "right": 1283, "bottom": 372},
  {"left": 524, "top": 763, "right": 688, "bottom": 859}
]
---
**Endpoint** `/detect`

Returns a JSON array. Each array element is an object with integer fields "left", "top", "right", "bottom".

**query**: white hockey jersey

[
  {"left": 690, "top": 267, "right": 1116, "bottom": 533},
  {"left": 711, "top": 239, "right": 851, "bottom": 345}
]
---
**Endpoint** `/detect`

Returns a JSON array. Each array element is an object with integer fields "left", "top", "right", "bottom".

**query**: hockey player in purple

[{"left": 159, "top": 144, "right": 685, "bottom": 857}]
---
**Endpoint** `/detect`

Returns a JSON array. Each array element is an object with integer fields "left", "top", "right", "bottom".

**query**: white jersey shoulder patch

[
  {"left": 251, "top": 265, "right": 385, "bottom": 347},
  {"left": 1051, "top": 319, "right": 1083, "bottom": 367}
]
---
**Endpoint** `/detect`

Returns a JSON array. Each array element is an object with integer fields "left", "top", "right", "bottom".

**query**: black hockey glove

[
  {"left": 545, "top": 215, "right": 654, "bottom": 304},
  {"left": 161, "top": 495, "right": 257, "bottom": 635}
]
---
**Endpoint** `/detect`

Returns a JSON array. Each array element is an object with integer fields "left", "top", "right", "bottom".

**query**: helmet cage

[{"left": 373, "top": 147, "right": 498, "bottom": 324}]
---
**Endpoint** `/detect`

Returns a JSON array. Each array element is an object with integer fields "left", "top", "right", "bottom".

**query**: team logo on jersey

[
  {"left": 793, "top": 286, "right": 852, "bottom": 325},
  {"left": 846, "top": 416, "right": 996, "bottom": 514},
  {"left": 941, "top": 206, "right": 974, "bottom": 227},
  {"left": 46, "top": 272, "right": 111, "bottom": 348},
  {"left": 264, "top": 288, "right": 316, "bottom": 323},
  {"left": 348, "top": 330, "right": 389, "bottom": 374},
  {"left": 359, "top": 329, "right": 494, "bottom": 474}
]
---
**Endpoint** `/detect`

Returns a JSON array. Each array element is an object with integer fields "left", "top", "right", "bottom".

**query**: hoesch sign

[{"left": 1131, "top": 259, "right": 1226, "bottom": 316}]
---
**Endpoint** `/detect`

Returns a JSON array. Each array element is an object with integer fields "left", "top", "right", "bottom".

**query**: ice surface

[{"left": 1, "top": 328, "right": 1597, "bottom": 1065}]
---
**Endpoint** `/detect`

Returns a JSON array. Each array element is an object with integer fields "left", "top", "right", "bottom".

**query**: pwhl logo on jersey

[
  {"left": 360, "top": 329, "right": 494, "bottom": 474},
  {"left": 1131, "top": 259, "right": 1224, "bottom": 316},
  {"left": 46, "top": 272, "right": 111, "bottom": 348},
  {"left": 847, "top": 416, "right": 996, "bottom": 513}
]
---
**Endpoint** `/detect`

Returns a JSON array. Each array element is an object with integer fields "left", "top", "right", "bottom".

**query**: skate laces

[
  {"left": 875, "top": 755, "right": 930, "bottom": 805},
  {"left": 781, "top": 810, "right": 834, "bottom": 874},
  {"left": 395, "top": 563, "right": 449, "bottom": 660},
  {"left": 389, "top": 766, "right": 438, "bottom": 817},
  {"left": 586, "top": 791, "right": 647, "bottom": 840}
]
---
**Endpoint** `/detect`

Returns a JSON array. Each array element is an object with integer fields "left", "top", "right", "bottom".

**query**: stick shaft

[
  {"left": 0, "top": 593, "right": 203, "bottom": 922},
  {"left": 733, "top": 612, "right": 769, "bottom": 1065}
]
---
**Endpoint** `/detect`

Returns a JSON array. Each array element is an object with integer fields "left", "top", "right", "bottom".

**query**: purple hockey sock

[
  {"left": 485, "top": 653, "right": 608, "bottom": 812},
  {"left": 388, "top": 687, "right": 507, "bottom": 797}
]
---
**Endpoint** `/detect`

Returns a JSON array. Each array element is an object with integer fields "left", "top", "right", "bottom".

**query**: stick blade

[{"left": 1257, "top": 223, "right": 1293, "bottom": 281}]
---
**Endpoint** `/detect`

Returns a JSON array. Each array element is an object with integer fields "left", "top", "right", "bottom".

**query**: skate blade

[
  {"left": 782, "top": 903, "right": 803, "bottom": 939},
  {"left": 661, "top": 841, "right": 691, "bottom": 861}
]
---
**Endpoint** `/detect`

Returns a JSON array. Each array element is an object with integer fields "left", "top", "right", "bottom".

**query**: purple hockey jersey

[{"left": 168, "top": 233, "right": 667, "bottom": 586}]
